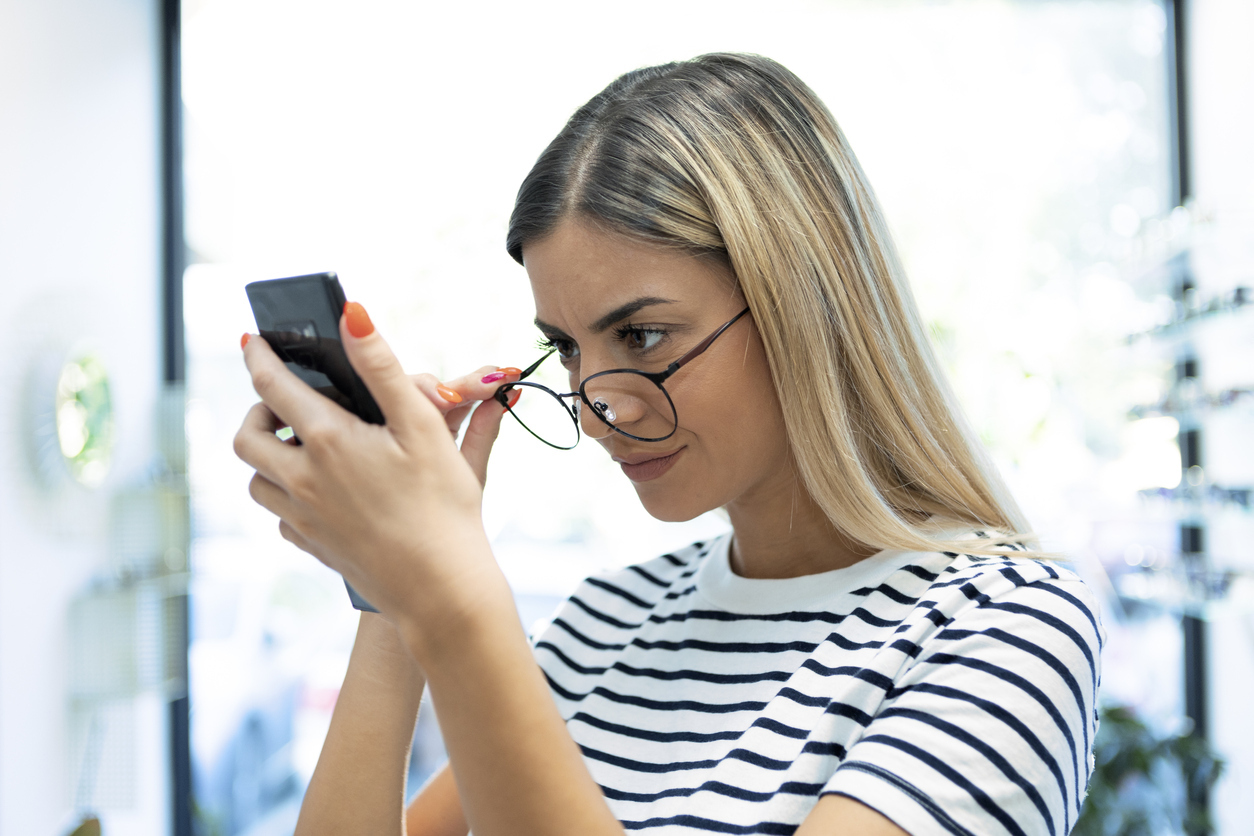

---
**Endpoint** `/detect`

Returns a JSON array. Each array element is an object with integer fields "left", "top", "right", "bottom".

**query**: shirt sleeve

[{"left": 821, "top": 572, "right": 1103, "bottom": 836}]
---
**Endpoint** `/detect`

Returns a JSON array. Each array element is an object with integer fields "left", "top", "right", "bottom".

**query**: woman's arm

[
  {"left": 406, "top": 764, "right": 468, "bottom": 836},
  {"left": 294, "top": 611, "right": 424, "bottom": 836},
  {"left": 400, "top": 570, "right": 624, "bottom": 836}
]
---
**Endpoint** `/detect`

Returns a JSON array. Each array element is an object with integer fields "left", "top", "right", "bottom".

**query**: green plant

[{"left": 1076, "top": 704, "right": 1224, "bottom": 836}]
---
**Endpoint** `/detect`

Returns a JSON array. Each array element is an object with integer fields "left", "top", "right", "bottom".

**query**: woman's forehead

[{"left": 524, "top": 220, "right": 736, "bottom": 330}]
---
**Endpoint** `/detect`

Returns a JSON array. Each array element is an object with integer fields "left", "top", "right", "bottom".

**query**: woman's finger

[
  {"left": 277, "top": 520, "right": 330, "bottom": 565},
  {"left": 248, "top": 470, "right": 298, "bottom": 522},
  {"left": 408, "top": 372, "right": 478, "bottom": 437},
  {"left": 459, "top": 395, "right": 511, "bottom": 486},
  {"left": 339, "top": 303, "right": 444, "bottom": 446},
  {"left": 443, "top": 402, "right": 474, "bottom": 438},
  {"left": 438, "top": 364, "right": 526, "bottom": 407},
  {"left": 234, "top": 402, "right": 304, "bottom": 489},
  {"left": 240, "top": 333, "right": 341, "bottom": 440}
]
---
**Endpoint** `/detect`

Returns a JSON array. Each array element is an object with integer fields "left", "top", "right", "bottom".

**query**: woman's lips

[{"left": 617, "top": 448, "right": 684, "bottom": 482}]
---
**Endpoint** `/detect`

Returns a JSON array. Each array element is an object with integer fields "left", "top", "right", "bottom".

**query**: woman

[{"left": 235, "top": 54, "right": 1101, "bottom": 836}]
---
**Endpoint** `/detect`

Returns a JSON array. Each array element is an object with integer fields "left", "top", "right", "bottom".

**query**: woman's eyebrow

[{"left": 533, "top": 296, "right": 678, "bottom": 337}]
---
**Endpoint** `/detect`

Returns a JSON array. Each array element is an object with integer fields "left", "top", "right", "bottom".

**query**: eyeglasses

[{"left": 494, "top": 307, "right": 751, "bottom": 449}]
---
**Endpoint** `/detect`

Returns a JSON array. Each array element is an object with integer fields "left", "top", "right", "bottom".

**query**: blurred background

[{"left": 1, "top": 0, "right": 1250, "bottom": 834}]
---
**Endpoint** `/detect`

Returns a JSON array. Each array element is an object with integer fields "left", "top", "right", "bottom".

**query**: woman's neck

[{"left": 723, "top": 465, "right": 878, "bottom": 580}]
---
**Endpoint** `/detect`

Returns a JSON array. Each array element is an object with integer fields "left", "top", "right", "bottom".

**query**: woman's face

[{"left": 522, "top": 218, "right": 792, "bottom": 522}]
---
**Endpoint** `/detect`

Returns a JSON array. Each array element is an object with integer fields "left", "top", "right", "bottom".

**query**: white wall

[
  {"left": 0, "top": 0, "right": 169, "bottom": 833},
  {"left": 1190, "top": 0, "right": 1254, "bottom": 832}
]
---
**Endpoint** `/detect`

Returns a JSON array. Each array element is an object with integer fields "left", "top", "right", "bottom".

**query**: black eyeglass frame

[{"left": 494, "top": 306, "right": 752, "bottom": 449}]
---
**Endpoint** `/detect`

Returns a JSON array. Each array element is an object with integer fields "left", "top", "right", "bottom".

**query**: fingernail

[
  {"left": 503, "top": 389, "right": 521, "bottom": 412},
  {"left": 437, "top": 385, "right": 463, "bottom": 404},
  {"left": 496, "top": 367, "right": 523, "bottom": 375},
  {"left": 240, "top": 333, "right": 251, "bottom": 349},
  {"left": 343, "top": 301, "right": 375, "bottom": 338},
  {"left": 481, "top": 371, "right": 507, "bottom": 384}
]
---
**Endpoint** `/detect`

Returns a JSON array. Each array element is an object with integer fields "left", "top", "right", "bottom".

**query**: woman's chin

[{"left": 632, "top": 484, "right": 716, "bottom": 523}]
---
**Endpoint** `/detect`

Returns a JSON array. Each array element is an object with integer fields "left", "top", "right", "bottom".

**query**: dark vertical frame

[
  {"left": 161, "top": 0, "right": 184, "bottom": 388},
  {"left": 1166, "top": 0, "right": 1191, "bottom": 207},
  {"left": 160, "top": 0, "right": 192, "bottom": 834},
  {"left": 1166, "top": 0, "right": 1208, "bottom": 830}
]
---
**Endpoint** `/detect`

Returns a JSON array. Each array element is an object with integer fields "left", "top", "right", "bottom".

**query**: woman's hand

[
  {"left": 232, "top": 303, "right": 520, "bottom": 635},
  {"left": 405, "top": 364, "right": 523, "bottom": 487}
]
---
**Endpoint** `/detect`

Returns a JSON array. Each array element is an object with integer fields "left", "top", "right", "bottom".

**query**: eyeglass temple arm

[
  {"left": 661, "top": 306, "right": 751, "bottom": 378},
  {"left": 518, "top": 349, "right": 556, "bottom": 381},
  {"left": 493, "top": 349, "right": 556, "bottom": 406}
]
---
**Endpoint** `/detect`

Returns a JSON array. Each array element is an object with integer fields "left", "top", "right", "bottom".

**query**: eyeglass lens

[
  {"left": 502, "top": 382, "right": 580, "bottom": 449},
  {"left": 582, "top": 372, "right": 677, "bottom": 441},
  {"left": 502, "top": 370, "right": 679, "bottom": 449}
]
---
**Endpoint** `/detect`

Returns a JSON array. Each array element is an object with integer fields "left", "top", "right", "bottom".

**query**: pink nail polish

[{"left": 481, "top": 371, "right": 506, "bottom": 384}]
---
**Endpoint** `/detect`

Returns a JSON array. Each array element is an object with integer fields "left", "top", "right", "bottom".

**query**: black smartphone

[{"left": 245, "top": 271, "right": 381, "bottom": 613}]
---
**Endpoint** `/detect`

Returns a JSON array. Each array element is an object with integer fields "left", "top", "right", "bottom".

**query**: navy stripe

[
  {"left": 851, "top": 582, "right": 918, "bottom": 605},
  {"left": 1016, "top": 573, "right": 1104, "bottom": 649},
  {"left": 550, "top": 617, "right": 626, "bottom": 651},
  {"left": 570, "top": 595, "right": 643, "bottom": 630},
  {"left": 830, "top": 761, "right": 974, "bottom": 836},
  {"left": 801, "top": 740, "right": 847, "bottom": 758},
  {"left": 921, "top": 653, "right": 1079, "bottom": 791},
  {"left": 800, "top": 661, "right": 893, "bottom": 691},
  {"left": 536, "top": 641, "right": 607, "bottom": 675},
  {"left": 899, "top": 681, "right": 1071, "bottom": 832},
  {"left": 978, "top": 626, "right": 1091, "bottom": 755},
  {"left": 613, "top": 663, "right": 790, "bottom": 685},
  {"left": 622, "top": 814, "right": 796, "bottom": 834},
  {"left": 902, "top": 565, "right": 940, "bottom": 582},
  {"left": 586, "top": 577, "right": 656, "bottom": 610},
  {"left": 627, "top": 564, "right": 670, "bottom": 588},
  {"left": 602, "top": 778, "right": 822, "bottom": 804},
  {"left": 631, "top": 637, "right": 820, "bottom": 654},
  {"left": 642, "top": 606, "right": 903, "bottom": 628},
  {"left": 983, "top": 599, "right": 1097, "bottom": 679},
  {"left": 574, "top": 711, "right": 742, "bottom": 743},
  {"left": 583, "top": 743, "right": 794, "bottom": 774},
  {"left": 546, "top": 671, "right": 769, "bottom": 713},
  {"left": 824, "top": 701, "right": 872, "bottom": 726},
  {"left": 572, "top": 711, "right": 811, "bottom": 744},
  {"left": 880, "top": 706, "right": 1055, "bottom": 834},
  {"left": 648, "top": 609, "right": 847, "bottom": 625},
  {"left": 859, "top": 735, "right": 1029, "bottom": 836}
]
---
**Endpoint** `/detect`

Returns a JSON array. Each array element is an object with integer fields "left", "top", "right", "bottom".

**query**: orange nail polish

[
  {"left": 240, "top": 333, "right": 251, "bottom": 348},
  {"left": 497, "top": 367, "right": 523, "bottom": 375},
  {"left": 343, "top": 301, "right": 375, "bottom": 338},
  {"left": 504, "top": 389, "right": 521, "bottom": 411},
  {"left": 437, "top": 385, "right": 463, "bottom": 404}
]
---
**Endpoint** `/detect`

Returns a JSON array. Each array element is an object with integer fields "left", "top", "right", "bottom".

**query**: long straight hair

[{"left": 507, "top": 53, "right": 1037, "bottom": 557}]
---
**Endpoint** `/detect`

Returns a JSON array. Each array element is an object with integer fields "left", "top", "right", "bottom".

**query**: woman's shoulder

[{"left": 913, "top": 543, "right": 1105, "bottom": 648}]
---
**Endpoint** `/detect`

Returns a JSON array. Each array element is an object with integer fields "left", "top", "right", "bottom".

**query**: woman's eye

[
  {"left": 619, "top": 326, "right": 666, "bottom": 352},
  {"left": 538, "top": 336, "right": 579, "bottom": 362}
]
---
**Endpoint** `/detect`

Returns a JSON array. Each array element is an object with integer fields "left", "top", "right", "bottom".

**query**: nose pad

[
  {"left": 577, "top": 396, "right": 613, "bottom": 439},
  {"left": 592, "top": 397, "right": 616, "bottom": 423},
  {"left": 580, "top": 392, "right": 652, "bottom": 438}
]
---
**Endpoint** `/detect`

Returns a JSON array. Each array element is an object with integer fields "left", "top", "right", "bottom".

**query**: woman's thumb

[{"left": 459, "top": 396, "right": 509, "bottom": 485}]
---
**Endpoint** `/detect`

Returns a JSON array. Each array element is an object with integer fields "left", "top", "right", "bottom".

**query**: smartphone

[{"left": 245, "top": 271, "right": 381, "bottom": 613}]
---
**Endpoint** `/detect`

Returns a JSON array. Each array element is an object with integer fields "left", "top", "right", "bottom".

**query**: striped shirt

[{"left": 532, "top": 532, "right": 1103, "bottom": 836}]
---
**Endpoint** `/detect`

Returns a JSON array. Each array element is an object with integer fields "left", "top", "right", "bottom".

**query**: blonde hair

[{"left": 507, "top": 53, "right": 1038, "bottom": 558}]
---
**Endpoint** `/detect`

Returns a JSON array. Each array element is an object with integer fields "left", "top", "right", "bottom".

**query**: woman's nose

[{"left": 578, "top": 390, "right": 649, "bottom": 437}]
